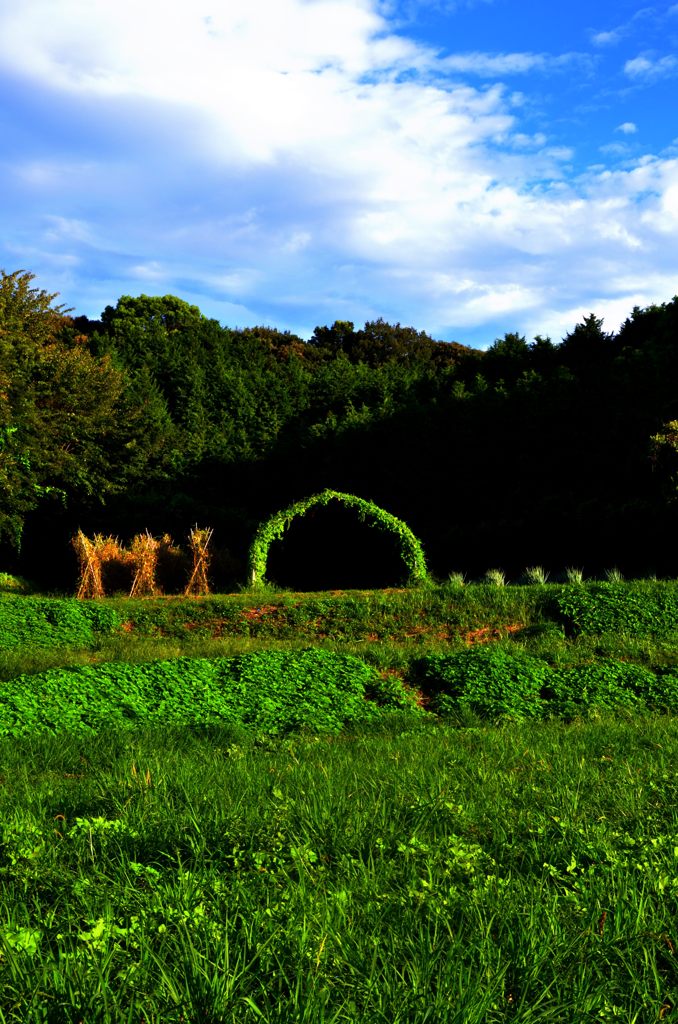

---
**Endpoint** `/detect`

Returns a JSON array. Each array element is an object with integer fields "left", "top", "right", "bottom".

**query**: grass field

[{"left": 0, "top": 582, "right": 676, "bottom": 1022}]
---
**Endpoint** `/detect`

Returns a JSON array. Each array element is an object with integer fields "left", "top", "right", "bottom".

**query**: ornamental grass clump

[
  {"left": 522, "top": 566, "right": 549, "bottom": 585},
  {"left": 412, "top": 646, "right": 550, "bottom": 722},
  {"left": 482, "top": 568, "right": 507, "bottom": 586}
]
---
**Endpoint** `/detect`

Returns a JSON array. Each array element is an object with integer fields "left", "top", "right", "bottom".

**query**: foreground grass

[{"left": 0, "top": 713, "right": 676, "bottom": 1022}]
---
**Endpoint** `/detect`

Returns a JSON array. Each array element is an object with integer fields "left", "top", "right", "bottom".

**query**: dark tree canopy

[{"left": 3, "top": 268, "right": 678, "bottom": 585}]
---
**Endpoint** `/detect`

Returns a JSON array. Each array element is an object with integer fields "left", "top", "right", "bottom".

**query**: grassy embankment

[{"left": 0, "top": 581, "right": 676, "bottom": 1021}]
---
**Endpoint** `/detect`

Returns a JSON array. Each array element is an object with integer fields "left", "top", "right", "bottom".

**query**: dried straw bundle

[
  {"left": 129, "top": 531, "right": 161, "bottom": 598},
  {"left": 72, "top": 529, "right": 105, "bottom": 599},
  {"left": 73, "top": 531, "right": 134, "bottom": 598},
  {"left": 74, "top": 526, "right": 214, "bottom": 598},
  {"left": 158, "top": 533, "right": 182, "bottom": 560},
  {"left": 93, "top": 534, "right": 128, "bottom": 564},
  {"left": 184, "top": 526, "right": 213, "bottom": 596}
]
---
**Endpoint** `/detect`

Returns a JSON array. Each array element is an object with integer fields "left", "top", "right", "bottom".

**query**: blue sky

[{"left": 1, "top": 0, "right": 677, "bottom": 347}]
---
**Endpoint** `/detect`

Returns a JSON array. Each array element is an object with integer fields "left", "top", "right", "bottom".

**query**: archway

[{"left": 247, "top": 489, "right": 429, "bottom": 589}]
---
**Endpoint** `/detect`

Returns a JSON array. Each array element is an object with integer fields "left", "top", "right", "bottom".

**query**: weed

[{"left": 483, "top": 568, "right": 507, "bottom": 586}]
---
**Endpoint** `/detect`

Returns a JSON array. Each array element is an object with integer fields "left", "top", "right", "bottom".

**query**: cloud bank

[{"left": 0, "top": 0, "right": 677, "bottom": 346}]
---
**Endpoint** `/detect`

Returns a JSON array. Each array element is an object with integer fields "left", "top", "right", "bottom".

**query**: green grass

[
  {"left": 0, "top": 582, "right": 677, "bottom": 1020},
  {"left": 2, "top": 580, "right": 678, "bottom": 680},
  {"left": 0, "top": 714, "right": 676, "bottom": 1022}
]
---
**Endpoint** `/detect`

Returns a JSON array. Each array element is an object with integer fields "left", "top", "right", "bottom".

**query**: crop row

[{"left": 1, "top": 645, "right": 677, "bottom": 739}]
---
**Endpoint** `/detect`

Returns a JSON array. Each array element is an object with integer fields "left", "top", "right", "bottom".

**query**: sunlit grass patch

[{"left": 0, "top": 714, "right": 675, "bottom": 1022}]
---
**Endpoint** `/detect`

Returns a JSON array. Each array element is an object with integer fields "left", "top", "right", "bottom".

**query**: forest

[{"left": 1, "top": 268, "right": 678, "bottom": 592}]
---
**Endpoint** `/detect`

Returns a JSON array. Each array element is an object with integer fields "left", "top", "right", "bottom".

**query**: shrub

[
  {"left": 411, "top": 646, "right": 550, "bottom": 722},
  {"left": 544, "top": 660, "right": 654, "bottom": 720}
]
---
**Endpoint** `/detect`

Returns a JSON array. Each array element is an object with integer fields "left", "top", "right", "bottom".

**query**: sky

[{"left": 0, "top": 0, "right": 677, "bottom": 348}]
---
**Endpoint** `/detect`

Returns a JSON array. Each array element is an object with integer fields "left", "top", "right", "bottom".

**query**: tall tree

[{"left": 0, "top": 270, "right": 147, "bottom": 547}]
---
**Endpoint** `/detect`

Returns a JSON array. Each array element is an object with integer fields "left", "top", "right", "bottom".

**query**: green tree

[
  {"left": 0, "top": 271, "right": 132, "bottom": 546},
  {"left": 559, "top": 313, "right": 613, "bottom": 372},
  {"left": 649, "top": 420, "right": 678, "bottom": 500}
]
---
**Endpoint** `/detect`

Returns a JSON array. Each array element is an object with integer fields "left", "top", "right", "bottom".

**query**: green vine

[{"left": 247, "top": 489, "right": 429, "bottom": 589}]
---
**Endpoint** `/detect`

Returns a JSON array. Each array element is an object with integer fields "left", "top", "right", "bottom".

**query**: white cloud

[
  {"left": 0, "top": 0, "right": 677, "bottom": 345},
  {"left": 129, "top": 262, "right": 167, "bottom": 283},
  {"left": 591, "top": 7, "right": 658, "bottom": 49},
  {"left": 592, "top": 29, "right": 622, "bottom": 46},
  {"left": 624, "top": 53, "right": 678, "bottom": 80},
  {"left": 43, "top": 215, "right": 93, "bottom": 244},
  {"left": 616, "top": 122, "right": 638, "bottom": 134},
  {"left": 599, "top": 143, "right": 630, "bottom": 156},
  {"left": 439, "top": 50, "right": 590, "bottom": 77}
]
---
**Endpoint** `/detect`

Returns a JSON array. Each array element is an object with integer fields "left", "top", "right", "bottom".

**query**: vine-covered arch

[{"left": 247, "top": 489, "right": 429, "bottom": 589}]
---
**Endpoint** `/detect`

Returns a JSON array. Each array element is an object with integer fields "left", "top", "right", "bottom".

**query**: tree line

[{"left": 1, "top": 268, "right": 677, "bottom": 590}]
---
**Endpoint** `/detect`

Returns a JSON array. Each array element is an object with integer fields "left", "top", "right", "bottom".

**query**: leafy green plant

[
  {"left": 557, "top": 582, "right": 678, "bottom": 638},
  {"left": 411, "top": 646, "right": 550, "bottom": 722},
  {"left": 363, "top": 669, "right": 428, "bottom": 716},
  {"left": 545, "top": 660, "right": 654, "bottom": 720},
  {"left": 247, "top": 489, "right": 429, "bottom": 589},
  {"left": 0, "top": 648, "right": 391, "bottom": 737},
  {"left": 216, "top": 648, "right": 384, "bottom": 733},
  {"left": 632, "top": 667, "right": 678, "bottom": 714},
  {"left": 0, "top": 597, "right": 122, "bottom": 650}
]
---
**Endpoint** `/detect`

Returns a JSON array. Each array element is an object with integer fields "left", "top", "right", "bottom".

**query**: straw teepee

[
  {"left": 184, "top": 526, "right": 212, "bottom": 596},
  {"left": 129, "top": 531, "right": 161, "bottom": 598},
  {"left": 73, "top": 529, "right": 105, "bottom": 599},
  {"left": 73, "top": 531, "right": 129, "bottom": 599}
]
